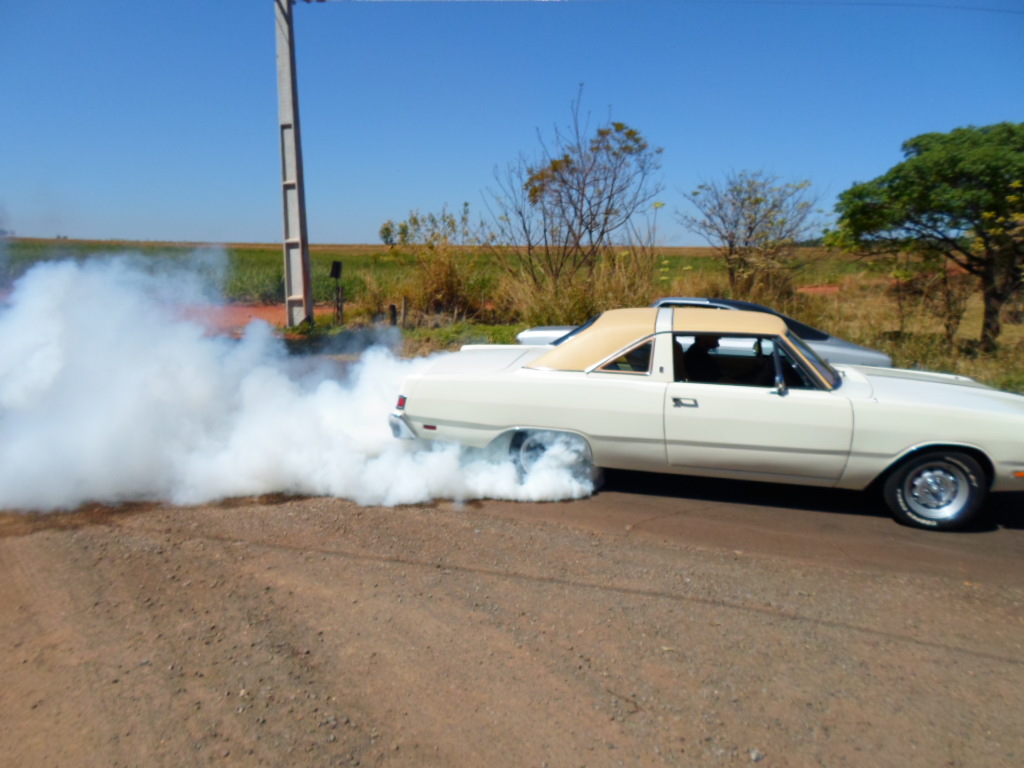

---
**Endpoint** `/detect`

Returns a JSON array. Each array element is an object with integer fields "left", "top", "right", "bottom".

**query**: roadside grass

[{"left": 5, "top": 238, "right": 1023, "bottom": 392}]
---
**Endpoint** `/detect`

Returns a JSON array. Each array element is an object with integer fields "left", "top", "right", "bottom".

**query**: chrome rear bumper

[{"left": 388, "top": 412, "right": 417, "bottom": 439}]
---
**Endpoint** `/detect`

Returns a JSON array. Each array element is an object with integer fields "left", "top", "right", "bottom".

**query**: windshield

[{"left": 788, "top": 332, "right": 840, "bottom": 389}]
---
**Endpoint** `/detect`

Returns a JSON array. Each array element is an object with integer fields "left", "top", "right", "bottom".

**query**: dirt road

[{"left": 2, "top": 476, "right": 1023, "bottom": 767}]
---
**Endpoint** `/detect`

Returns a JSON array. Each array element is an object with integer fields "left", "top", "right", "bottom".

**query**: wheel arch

[
  {"left": 499, "top": 427, "right": 596, "bottom": 459},
  {"left": 876, "top": 443, "right": 994, "bottom": 492},
  {"left": 500, "top": 428, "right": 603, "bottom": 487}
]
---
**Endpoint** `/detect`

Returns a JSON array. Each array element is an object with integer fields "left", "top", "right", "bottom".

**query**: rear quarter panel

[{"left": 403, "top": 368, "right": 669, "bottom": 470}]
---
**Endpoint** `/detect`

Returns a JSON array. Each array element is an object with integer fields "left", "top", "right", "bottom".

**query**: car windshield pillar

[{"left": 786, "top": 332, "right": 840, "bottom": 389}]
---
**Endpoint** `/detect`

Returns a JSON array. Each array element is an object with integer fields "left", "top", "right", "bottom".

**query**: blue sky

[{"left": 1, "top": 0, "right": 1021, "bottom": 246}]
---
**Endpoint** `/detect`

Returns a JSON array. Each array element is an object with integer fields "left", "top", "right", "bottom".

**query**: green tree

[
  {"left": 676, "top": 170, "right": 822, "bottom": 300},
  {"left": 486, "top": 91, "right": 663, "bottom": 323},
  {"left": 830, "top": 123, "right": 1024, "bottom": 352}
]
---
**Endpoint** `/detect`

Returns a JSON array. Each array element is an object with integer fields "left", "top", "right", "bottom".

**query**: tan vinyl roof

[
  {"left": 673, "top": 307, "right": 788, "bottom": 335},
  {"left": 527, "top": 308, "right": 659, "bottom": 371},
  {"left": 527, "top": 306, "right": 789, "bottom": 372}
]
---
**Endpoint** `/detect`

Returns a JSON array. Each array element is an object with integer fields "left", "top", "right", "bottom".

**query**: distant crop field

[
  {"left": 2, "top": 238, "right": 400, "bottom": 305},
  {"left": 4, "top": 237, "right": 1021, "bottom": 392},
  {"left": 2, "top": 239, "right": 730, "bottom": 306}
]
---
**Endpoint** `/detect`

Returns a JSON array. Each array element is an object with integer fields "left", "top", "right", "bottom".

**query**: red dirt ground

[{"left": 183, "top": 303, "right": 295, "bottom": 337}]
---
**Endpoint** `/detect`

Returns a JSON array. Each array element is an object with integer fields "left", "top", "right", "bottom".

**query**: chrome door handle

[{"left": 672, "top": 397, "right": 698, "bottom": 408}]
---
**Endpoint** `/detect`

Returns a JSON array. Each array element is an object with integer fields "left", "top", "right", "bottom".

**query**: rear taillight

[{"left": 396, "top": 395, "right": 407, "bottom": 410}]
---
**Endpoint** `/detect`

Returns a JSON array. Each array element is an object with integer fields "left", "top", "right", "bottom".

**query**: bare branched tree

[
  {"left": 486, "top": 90, "right": 663, "bottom": 322},
  {"left": 677, "top": 170, "right": 822, "bottom": 299}
]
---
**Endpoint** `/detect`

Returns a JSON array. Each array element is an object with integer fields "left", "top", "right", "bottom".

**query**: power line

[{"left": 308, "top": 0, "right": 1024, "bottom": 15}]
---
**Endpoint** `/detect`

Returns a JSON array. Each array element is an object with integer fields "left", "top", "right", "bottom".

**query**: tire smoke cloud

[{"left": 0, "top": 254, "right": 594, "bottom": 512}]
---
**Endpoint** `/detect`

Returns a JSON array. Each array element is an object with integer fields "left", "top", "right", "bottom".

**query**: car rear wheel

[
  {"left": 510, "top": 430, "right": 601, "bottom": 486},
  {"left": 882, "top": 451, "right": 987, "bottom": 530},
  {"left": 511, "top": 430, "right": 551, "bottom": 474}
]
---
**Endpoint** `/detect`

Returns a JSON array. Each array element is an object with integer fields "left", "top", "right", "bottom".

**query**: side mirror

[{"left": 774, "top": 373, "right": 789, "bottom": 397}]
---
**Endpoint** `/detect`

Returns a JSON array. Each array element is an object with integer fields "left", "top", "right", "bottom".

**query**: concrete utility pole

[{"left": 274, "top": 0, "right": 324, "bottom": 327}]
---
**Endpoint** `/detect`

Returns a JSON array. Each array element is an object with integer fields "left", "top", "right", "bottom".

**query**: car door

[
  {"left": 664, "top": 334, "right": 854, "bottom": 482},
  {"left": 577, "top": 337, "right": 671, "bottom": 470}
]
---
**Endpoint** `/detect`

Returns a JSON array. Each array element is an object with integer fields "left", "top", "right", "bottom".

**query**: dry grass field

[{"left": 4, "top": 237, "right": 1023, "bottom": 392}]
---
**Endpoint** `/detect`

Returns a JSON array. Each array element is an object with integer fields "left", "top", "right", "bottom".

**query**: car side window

[
  {"left": 598, "top": 339, "right": 654, "bottom": 374},
  {"left": 675, "top": 333, "right": 776, "bottom": 387},
  {"left": 776, "top": 344, "right": 817, "bottom": 389}
]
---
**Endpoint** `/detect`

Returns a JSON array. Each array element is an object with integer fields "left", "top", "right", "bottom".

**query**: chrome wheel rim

[
  {"left": 516, "top": 432, "right": 550, "bottom": 473},
  {"left": 513, "top": 431, "right": 597, "bottom": 484},
  {"left": 904, "top": 460, "right": 970, "bottom": 521}
]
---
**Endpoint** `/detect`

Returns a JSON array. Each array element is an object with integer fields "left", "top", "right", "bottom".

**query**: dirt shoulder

[{"left": 2, "top": 495, "right": 1023, "bottom": 767}]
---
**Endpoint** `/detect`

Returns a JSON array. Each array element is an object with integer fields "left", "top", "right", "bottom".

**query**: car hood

[{"left": 848, "top": 365, "right": 1024, "bottom": 415}]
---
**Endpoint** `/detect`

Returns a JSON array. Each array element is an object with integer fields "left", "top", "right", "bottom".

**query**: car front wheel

[{"left": 882, "top": 450, "right": 987, "bottom": 530}]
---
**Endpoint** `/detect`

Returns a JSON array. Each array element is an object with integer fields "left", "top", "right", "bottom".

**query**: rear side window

[{"left": 598, "top": 340, "right": 654, "bottom": 374}]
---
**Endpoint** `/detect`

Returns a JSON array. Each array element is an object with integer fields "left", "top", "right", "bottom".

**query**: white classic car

[{"left": 390, "top": 307, "right": 1024, "bottom": 530}]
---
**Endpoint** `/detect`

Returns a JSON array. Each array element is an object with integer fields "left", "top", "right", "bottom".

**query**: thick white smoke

[{"left": 0, "top": 254, "right": 594, "bottom": 512}]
